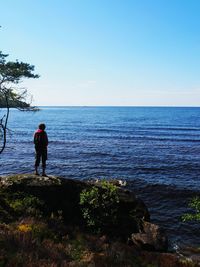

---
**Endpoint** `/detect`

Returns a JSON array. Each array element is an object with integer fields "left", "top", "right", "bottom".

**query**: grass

[{"left": 0, "top": 219, "right": 147, "bottom": 266}]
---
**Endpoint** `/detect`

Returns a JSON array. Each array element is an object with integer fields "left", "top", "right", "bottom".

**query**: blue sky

[{"left": 1, "top": 0, "right": 200, "bottom": 106}]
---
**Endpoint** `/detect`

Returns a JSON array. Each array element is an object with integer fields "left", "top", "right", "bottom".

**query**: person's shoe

[
  {"left": 42, "top": 168, "right": 47, "bottom": 177},
  {"left": 35, "top": 167, "right": 39, "bottom": 175}
]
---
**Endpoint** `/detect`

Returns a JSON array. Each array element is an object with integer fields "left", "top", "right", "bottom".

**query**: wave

[
  {"left": 142, "top": 127, "right": 200, "bottom": 132},
  {"left": 80, "top": 152, "right": 111, "bottom": 157}
]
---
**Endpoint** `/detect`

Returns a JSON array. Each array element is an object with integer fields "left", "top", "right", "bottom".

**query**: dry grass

[
  {"left": 0, "top": 218, "right": 142, "bottom": 267},
  {"left": 0, "top": 187, "right": 199, "bottom": 267}
]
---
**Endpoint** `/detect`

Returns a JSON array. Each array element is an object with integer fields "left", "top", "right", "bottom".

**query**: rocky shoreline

[{"left": 0, "top": 174, "right": 199, "bottom": 266}]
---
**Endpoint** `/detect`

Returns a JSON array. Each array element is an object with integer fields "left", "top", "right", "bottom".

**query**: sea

[{"left": 0, "top": 106, "right": 200, "bottom": 249}]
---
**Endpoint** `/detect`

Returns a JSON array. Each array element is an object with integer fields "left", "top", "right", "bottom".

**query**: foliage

[
  {"left": 0, "top": 190, "right": 44, "bottom": 222},
  {"left": 182, "top": 196, "right": 200, "bottom": 222},
  {"left": 80, "top": 180, "right": 119, "bottom": 233},
  {"left": 69, "top": 236, "right": 86, "bottom": 261},
  {"left": 0, "top": 221, "right": 149, "bottom": 267},
  {"left": 9, "top": 194, "right": 44, "bottom": 218},
  {"left": 0, "top": 50, "right": 39, "bottom": 153},
  {"left": 0, "top": 186, "right": 199, "bottom": 266}
]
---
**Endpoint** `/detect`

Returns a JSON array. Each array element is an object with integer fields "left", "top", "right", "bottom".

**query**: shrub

[
  {"left": 182, "top": 196, "right": 200, "bottom": 222},
  {"left": 9, "top": 194, "right": 44, "bottom": 217},
  {"left": 80, "top": 180, "right": 119, "bottom": 233}
]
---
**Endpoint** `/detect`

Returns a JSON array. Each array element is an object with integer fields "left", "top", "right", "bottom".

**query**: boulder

[
  {"left": 0, "top": 174, "right": 88, "bottom": 225},
  {"left": 0, "top": 174, "right": 150, "bottom": 238},
  {"left": 131, "top": 221, "right": 168, "bottom": 252}
]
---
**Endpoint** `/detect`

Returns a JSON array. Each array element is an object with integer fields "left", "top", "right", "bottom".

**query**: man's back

[{"left": 34, "top": 129, "right": 48, "bottom": 150}]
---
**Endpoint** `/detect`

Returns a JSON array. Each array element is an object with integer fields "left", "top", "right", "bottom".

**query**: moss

[{"left": 0, "top": 174, "right": 61, "bottom": 187}]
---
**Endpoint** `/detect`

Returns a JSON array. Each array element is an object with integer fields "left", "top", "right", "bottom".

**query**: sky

[{"left": 1, "top": 0, "right": 200, "bottom": 106}]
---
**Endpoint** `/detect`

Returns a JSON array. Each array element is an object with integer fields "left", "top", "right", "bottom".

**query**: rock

[
  {"left": 140, "top": 250, "right": 200, "bottom": 267},
  {"left": 0, "top": 174, "right": 150, "bottom": 239},
  {"left": 0, "top": 174, "right": 88, "bottom": 225},
  {"left": 87, "top": 178, "right": 127, "bottom": 187},
  {"left": 180, "top": 246, "right": 200, "bottom": 264},
  {"left": 107, "top": 179, "right": 127, "bottom": 187},
  {"left": 131, "top": 221, "right": 168, "bottom": 252}
]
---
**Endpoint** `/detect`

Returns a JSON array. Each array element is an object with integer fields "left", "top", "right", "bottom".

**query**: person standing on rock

[{"left": 34, "top": 123, "right": 48, "bottom": 176}]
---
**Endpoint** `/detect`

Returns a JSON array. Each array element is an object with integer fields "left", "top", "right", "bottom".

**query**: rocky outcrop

[
  {"left": 131, "top": 221, "right": 168, "bottom": 252},
  {"left": 0, "top": 174, "right": 90, "bottom": 225},
  {"left": 0, "top": 174, "right": 168, "bottom": 251}
]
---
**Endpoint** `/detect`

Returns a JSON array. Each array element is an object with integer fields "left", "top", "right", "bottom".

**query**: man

[{"left": 34, "top": 123, "right": 48, "bottom": 176}]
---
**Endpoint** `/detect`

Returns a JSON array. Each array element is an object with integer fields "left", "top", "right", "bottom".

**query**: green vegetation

[
  {"left": 0, "top": 186, "right": 150, "bottom": 267},
  {"left": 0, "top": 191, "right": 44, "bottom": 222},
  {"left": 9, "top": 194, "right": 44, "bottom": 217},
  {"left": 182, "top": 196, "right": 200, "bottom": 222},
  {"left": 80, "top": 180, "right": 119, "bottom": 233},
  {"left": 0, "top": 177, "right": 199, "bottom": 266},
  {"left": 0, "top": 97, "right": 30, "bottom": 108},
  {"left": 0, "top": 50, "right": 39, "bottom": 154}
]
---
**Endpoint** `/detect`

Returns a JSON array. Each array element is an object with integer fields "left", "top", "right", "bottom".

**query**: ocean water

[{"left": 0, "top": 106, "right": 200, "bottom": 248}]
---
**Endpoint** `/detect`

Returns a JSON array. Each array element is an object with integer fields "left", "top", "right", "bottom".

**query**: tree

[{"left": 0, "top": 51, "right": 39, "bottom": 154}]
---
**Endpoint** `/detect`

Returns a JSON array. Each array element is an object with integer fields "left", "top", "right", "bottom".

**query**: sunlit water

[{"left": 0, "top": 106, "right": 200, "bottom": 248}]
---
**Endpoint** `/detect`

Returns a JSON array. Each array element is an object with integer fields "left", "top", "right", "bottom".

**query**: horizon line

[{"left": 35, "top": 105, "right": 200, "bottom": 108}]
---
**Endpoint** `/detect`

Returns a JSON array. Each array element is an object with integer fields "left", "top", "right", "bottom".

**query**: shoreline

[{"left": 0, "top": 173, "right": 199, "bottom": 266}]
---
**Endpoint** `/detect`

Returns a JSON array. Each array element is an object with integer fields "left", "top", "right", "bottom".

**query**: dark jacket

[{"left": 34, "top": 129, "right": 48, "bottom": 150}]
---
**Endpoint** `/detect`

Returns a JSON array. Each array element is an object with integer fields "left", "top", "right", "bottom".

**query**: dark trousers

[{"left": 35, "top": 148, "right": 47, "bottom": 168}]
